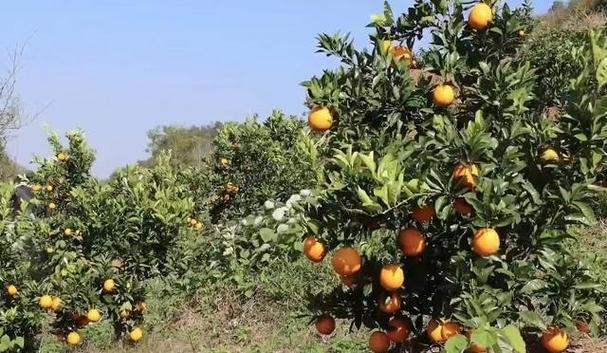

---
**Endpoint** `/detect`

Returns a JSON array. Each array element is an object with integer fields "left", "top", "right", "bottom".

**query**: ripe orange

[
  {"left": 46, "top": 185, "right": 53, "bottom": 192},
  {"left": 432, "top": 84, "right": 455, "bottom": 107},
  {"left": 387, "top": 317, "right": 411, "bottom": 343},
  {"left": 468, "top": 3, "right": 493, "bottom": 30},
  {"left": 308, "top": 107, "right": 333, "bottom": 132},
  {"left": 66, "top": 331, "right": 81, "bottom": 346},
  {"left": 412, "top": 205, "right": 435, "bottom": 223},
  {"left": 7, "top": 284, "right": 18, "bottom": 296},
  {"left": 427, "top": 319, "right": 444, "bottom": 343},
  {"left": 427, "top": 319, "right": 460, "bottom": 343},
  {"left": 103, "top": 279, "right": 115, "bottom": 292},
  {"left": 64, "top": 228, "right": 73, "bottom": 236},
  {"left": 518, "top": 30, "right": 525, "bottom": 38},
  {"left": 541, "top": 328, "right": 569, "bottom": 353},
  {"left": 57, "top": 152, "right": 68, "bottom": 161},
  {"left": 452, "top": 163, "right": 479, "bottom": 190},
  {"left": 369, "top": 331, "right": 391, "bottom": 353},
  {"left": 472, "top": 228, "right": 500, "bottom": 257},
  {"left": 453, "top": 198, "right": 473, "bottom": 216},
  {"left": 315, "top": 314, "right": 336, "bottom": 335},
  {"left": 399, "top": 228, "right": 425, "bottom": 256},
  {"left": 303, "top": 236, "right": 326, "bottom": 263},
  {"left": 540, "top": 148, "right": 560, "bottom": 163},
  {"left": 32, "top": 184, "right": 42, "bottom": 192},
  {"left": 219, "top": 158, "right": 230, "bottom": 166},
  {"left": 442, "top": 322, "right": 461, "bottom": 340},
  {"left": 379, "top": 292, "right": 401, "bottom": 314},
  {"left": 48, "top": 202, "right": 57, "bottom": 210},
  {"left": 393, "top": 46, "right": 413, "bottom": 64},
  {"left": 39, "top": 295, "right": 53, "bottom": 309},
  {"left": 51, "top": 296, "right": 62, "bottom": 310},
  {"left": 87, "top": 309, "right": 101, "bottom": 322},
  {"left": 129, "top": 327, "right": 144, "bottom": 342},
  {"left": 331, "top": 247, "right": 362, "bottom": 276},
  {"left": 379, "top": 264, "right": 404, "bottom": 291}
]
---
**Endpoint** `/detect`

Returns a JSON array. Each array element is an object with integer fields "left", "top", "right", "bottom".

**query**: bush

[
  {"left": 210, "top": 111, "right": 319, "bottom": 222},
  {"left": 298, "top": 1, "right": 607, "bottom": 352}
]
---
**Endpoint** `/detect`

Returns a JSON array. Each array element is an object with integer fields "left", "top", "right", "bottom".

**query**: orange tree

[
  {"left": 1, "top": 131, "right": 198, "bottom": 350},
  {"left": 300, "top": 0, "right": 607, "bottom": 352},
  {"left": 210, "top": 110, "right": 319, "bottom": 222}
]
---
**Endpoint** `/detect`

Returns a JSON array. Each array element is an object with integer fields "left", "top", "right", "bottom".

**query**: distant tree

[{"left": 140, "top": 122, "right": 223, "bottom": 168}]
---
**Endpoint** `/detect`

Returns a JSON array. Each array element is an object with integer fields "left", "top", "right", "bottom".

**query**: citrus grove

[
  {"left": 0, "top": 0, "right": 606, "bottom": 352},
  {"left": 300, "top": 0, "right": 607, "bottom": 352}
]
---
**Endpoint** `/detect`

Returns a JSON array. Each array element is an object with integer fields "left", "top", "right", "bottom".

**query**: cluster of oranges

[
  {"left": 186, "top": 216, "right": 204, "bottom": 230},
  {"left": 5, "top": 278, "right": 145, "bottom": 346},
  {"left": 304, "top": 3, "right": 571, "bottom": 353}
]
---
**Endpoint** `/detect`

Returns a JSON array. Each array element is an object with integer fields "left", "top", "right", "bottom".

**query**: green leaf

[
  {"left": 471, "top": 328, "right": 498, "bottom": 348},
  {"left": 501, "top": 325, "right": 526, "bottom": 353},
  {"left": 597, "top": 57, "right": 607, "bottom": 90},
  {"left": 259, "top": 228, "right": 276, "bottom": 243},
  {"left": 520, "top": 279, "right": 547, "bottom": 294},
  {"left": 572, "top": 201, "right": 597, "bottom": 224},
  {"left": 519, "top": 311, "right": 546, "bottom": 330},
  {"left": 444, "top": 334, "right": 468, "bottom": 353},
  {"left": 14, "top": 337, "right": 24, "bottom": 349}
]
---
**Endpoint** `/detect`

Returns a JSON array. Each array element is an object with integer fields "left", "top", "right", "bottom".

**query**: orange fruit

[
  {"left": 393, "top": 46, "right": 413, "bottom": 64},
  {"left": 51, "top": 296, "right": 62, "bottom": 310},
  {"left": 540, "top": 148, "right": 560, "bottom": 163},
  {"left": 427, "top": 319, "right": 444, "bottom": 343},
  {"left": 6, "top": 284, "right": 18, "bottom": 296},
  {"left": 87, "top": 309, "right": 101, "bottom": 322},
  {"left": 518, "top": 30, "right": 525, "bottom": 38},
  {"left": 468, "top": 3, "right": 493, "bottom": 30},
  {"left": 453, "top": 198, "right": 473, "bottom": 216},
  {"left": 46, "top": 185, "right": 53, "bottom": 192},
  {"left": 129, "top": 327, "right": 144, "bottom": 342},
  {"left": 452, "top": 163, "right": 479, "bottom": 190},
  {"left": 66, "top": 331, "right": 81, "bottom": 346},
  {"left": 369, "top": 331, "right": 391, "bottom": 353},
  {"left": 399, "top": 228, "right": 425, "bottom": 256},
  {"left": 308, "top": 107, "right": 333, "bottom": 132},
  {"left": 39, "top": 295, "right": 53, "bottom": 309},
  {"left": 57, "top": 152, "right": 68, "bottom": 161},
  {"left": 331, "top": 247, "right": 362, "bottom": 276},
  {"left": 64, "top": 228, "right": 73, "bottom": 236},
  {"left": 315, "top": 314, "right": 336, "bottom": 335},
  {"left": 541, "top": 328, "right": 569, "bottom": 353},
  {"left": 387, "top": 317, "right": 411, "bottom": 343},
  {"left": 32, "top": 184, "right": 42, "bottom": 192},
  {"left": 442, "top": 322, "right": 461, "bottom": 340},
  {"left": 379, "top": 264, "right": 404, "bottom": 291},
  {"left": 103, "top": 279, "right": 115, "bottom": 292},
  {"left": 303, "top": 236, "right": 326, "bottom": 263},
  {"left": 412, "top": 205, "right": 435, "bottom": 223},
  {"left": 219, "top": 158, "right": 230, "bottom": 166},
  {"left": 472, "top": 228, "right": 500, "bottom": 257},
  {"left": 379, "top": 292, "right": 401, "bottom": 314},
  {"left": 48, "top": 202, "right": 57, "bottom": 210},
  {"left": 427, "top": 319, "right": 460, "bottom": 343},
  {"left": 432, "top": 84, "right": 455, "bottom": 107}
]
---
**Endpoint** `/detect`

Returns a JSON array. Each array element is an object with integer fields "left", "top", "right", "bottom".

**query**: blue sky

[{"left": 2, "top": 0, "right": 554, "bottom": 178}]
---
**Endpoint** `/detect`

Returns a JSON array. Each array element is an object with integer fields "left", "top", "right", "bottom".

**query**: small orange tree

[{"left": 300, "top": 0, "right": 607, "bottom": 352}]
